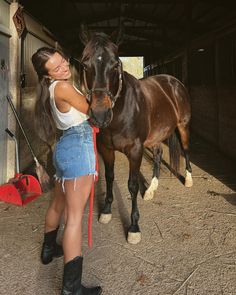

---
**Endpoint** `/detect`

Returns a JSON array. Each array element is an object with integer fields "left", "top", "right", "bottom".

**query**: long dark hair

[{"left": 31, "top": 47, "right": 64, "bottom": 143}]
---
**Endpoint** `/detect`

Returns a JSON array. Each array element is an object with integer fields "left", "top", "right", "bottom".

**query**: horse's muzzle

[{"left": 88, "top": 108, "right": 113, "bottom": 128}]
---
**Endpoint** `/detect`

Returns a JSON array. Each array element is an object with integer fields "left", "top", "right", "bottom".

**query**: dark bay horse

[{"left": 79, "top": 32, "right": 193, "bottom": 244}]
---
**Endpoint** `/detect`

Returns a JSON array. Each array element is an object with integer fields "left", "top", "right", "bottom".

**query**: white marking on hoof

[
  {"left": 127, "top": 232, "right": 142, "bottom": 244},
  {"left": 185, "top": 170, "right": 193, "bottom": 187},
  {"left": 143, "top": 177, "right": 159, "bottom": 200},
  {"left": 99, "top": 213, "right": 112, "bottom": 224}
]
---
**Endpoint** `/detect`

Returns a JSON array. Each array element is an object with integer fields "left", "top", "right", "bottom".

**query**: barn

[{"left": 0, "top": 1, "right": 235, "bottom": 294}]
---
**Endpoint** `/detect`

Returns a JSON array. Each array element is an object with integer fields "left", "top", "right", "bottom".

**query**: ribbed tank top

[{"left": 49, "top": 80, "right": 88, "bottom": 130}]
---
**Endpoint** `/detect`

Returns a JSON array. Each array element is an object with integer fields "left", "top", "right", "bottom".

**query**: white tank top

[{"left": 49, "top": 80, "right": 88, "bottom": 130}]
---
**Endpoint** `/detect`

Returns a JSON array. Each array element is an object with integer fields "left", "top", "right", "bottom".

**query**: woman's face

[{"left": 45, "top": 52, "right": 71, "bottom": 80}]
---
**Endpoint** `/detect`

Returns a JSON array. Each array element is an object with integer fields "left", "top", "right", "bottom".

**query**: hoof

[
  {"left": 185, "top": 170, "right": 193, "bottom": 187},
  {"left": 99, "top": 213, "right": 112, "bottom": 224},
  {"left": 143, "top": 189, "right": 154, "bottom": 200},
  {"left": 143, "top": 177, "right": 158, "bottom": 200},
  {"left": 127, "top": 232, "right": 141, "bottom": 244},
  {"left": 185, "top": 178, "right": 193, "bottom": 187}
]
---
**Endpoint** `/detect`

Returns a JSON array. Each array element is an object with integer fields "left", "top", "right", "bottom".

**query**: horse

[{"left": 78, "top": 32, "right": 193, "bottom": 244}]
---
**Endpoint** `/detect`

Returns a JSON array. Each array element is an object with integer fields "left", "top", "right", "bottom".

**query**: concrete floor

[{"left": 0, "top": 135, "right": 236, "bottom": 295}]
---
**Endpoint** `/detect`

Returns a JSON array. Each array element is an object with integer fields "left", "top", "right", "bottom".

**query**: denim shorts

[{"left": 53, "top": 121, "right": 96, "bottom": 184}]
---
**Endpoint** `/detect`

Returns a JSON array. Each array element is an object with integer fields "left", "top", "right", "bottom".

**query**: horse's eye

[{"left": 113, "top": 62, "right": 119, "bottom": 70}]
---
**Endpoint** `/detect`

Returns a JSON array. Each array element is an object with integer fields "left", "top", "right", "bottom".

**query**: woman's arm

[{"left": 54, "top": 81, "right": 89, "bottom": 114}]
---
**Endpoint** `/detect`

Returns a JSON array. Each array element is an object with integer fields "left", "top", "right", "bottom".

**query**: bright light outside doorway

[{"left": 120, "top": 56, "right": 144, "bottom": 79}]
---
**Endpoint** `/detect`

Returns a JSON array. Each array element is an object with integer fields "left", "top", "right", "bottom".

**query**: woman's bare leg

[
  {"left": 45, "top": 180, "right": 65, "bottom": 232},
  {"left": 63, "top": 175, "right": 93, "bottom": 263}
]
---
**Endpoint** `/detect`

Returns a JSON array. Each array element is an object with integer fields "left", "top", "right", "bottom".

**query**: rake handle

[{"left": 6, "top": 95, "right": 36, "bottom": 160}]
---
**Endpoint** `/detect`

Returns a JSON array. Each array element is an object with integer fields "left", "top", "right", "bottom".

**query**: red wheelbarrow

[{"left": 0, "top": 128, "right": 42, "bottom": 206}]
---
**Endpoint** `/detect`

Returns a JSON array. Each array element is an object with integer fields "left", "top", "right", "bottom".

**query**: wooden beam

[
  {"left": 197, "top": 0, "right": 236, "bottom": 9},
  {"left": 70, "top": 0, "right": 185, "bottom": 3}
]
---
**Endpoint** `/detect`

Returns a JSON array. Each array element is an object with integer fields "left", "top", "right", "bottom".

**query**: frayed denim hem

[{"left": 54, "top": 171, "right": 98, "bottom": 193}]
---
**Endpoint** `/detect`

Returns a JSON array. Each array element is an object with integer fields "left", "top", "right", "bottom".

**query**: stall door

[{"left": 0, "top": 34, "right": 9, "bottom": 184}]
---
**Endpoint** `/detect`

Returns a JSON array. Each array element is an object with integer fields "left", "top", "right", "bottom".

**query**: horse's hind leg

[
  {"left": 177, "top": 123, "right": 193, "bottom": 187},
  {"left": 98, "top": 146, "right": 115, "bottom": 224},
  {"left": 143, "top": 145, "right": 162, "bottom": 200}
]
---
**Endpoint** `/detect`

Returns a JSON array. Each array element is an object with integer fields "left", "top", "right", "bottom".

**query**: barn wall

[
  {"left": 188, "top": 43, "right": 219, "bottom": 146},
  {"left": 20, "top": 11, "right": 80, "bottom": 175},
  {"left": 0, "top": 0, "right": 10, "bottom": 184},
  {"left": 19, "top": 11, "right": 58, "bottom": 174},
  {"left": 188, "top": 29, "right": 236, "bottom": 161},
  {"left": 0, "top": 0, "right": 22, "bottom": 184},
  {"left": 0, "top": 2, "right": 83, "bottom": 180},
  {"left": 145, "top": 23, "right": 236, "bottom": 161},
  {"left": 216, "top": 33, "right": 236, "bottom": 160}
]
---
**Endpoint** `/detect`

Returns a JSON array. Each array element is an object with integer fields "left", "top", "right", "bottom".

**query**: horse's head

[{"left": 80, "top": 32, "right": 123, "bottom": 128}]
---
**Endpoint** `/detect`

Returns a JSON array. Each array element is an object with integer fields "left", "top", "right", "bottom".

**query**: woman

[{"left": 31, "top": 47, "right": 102, "bottom": 295}]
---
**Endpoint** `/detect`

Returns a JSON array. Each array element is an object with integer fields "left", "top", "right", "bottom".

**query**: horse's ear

[
  {"left": 79, "top": 23, "right": 91, "bottom": 45},
  {"left": 110, "top": 24, "right": 124, "bottom": 46}
]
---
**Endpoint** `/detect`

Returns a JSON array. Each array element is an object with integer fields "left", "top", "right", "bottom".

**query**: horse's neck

[{"left": 122, "top": 72, "right": 140, "bottom": 93}]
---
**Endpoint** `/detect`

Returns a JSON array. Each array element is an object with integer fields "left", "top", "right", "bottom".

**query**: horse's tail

[{"left": 167, "top": 129, "right": 181, "bottom": 175}]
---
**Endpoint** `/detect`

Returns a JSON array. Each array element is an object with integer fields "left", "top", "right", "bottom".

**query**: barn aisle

[{"left": 0, "top": 135, "right": 235, "bottom": 295}]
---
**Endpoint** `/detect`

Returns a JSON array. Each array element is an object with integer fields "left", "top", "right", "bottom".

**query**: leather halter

[{"left": 82, "top": 59, "right": 123, "bottom": 108}]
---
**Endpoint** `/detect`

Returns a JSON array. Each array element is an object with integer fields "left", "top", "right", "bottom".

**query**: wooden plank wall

[{"left": 145, "top": 25, "right": 236, "bottom": 162}]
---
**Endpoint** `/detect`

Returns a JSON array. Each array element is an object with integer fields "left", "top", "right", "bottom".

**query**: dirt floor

[{"left": 0, "top": 135, "right": 236, "bottom": 295}]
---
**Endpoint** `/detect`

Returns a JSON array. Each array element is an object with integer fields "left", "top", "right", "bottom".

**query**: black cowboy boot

[
  {"left": 41, "top": 227, "right": 63, "bottom": 265},
  {"left": 61, "top": 256, "right": 102, "bottom": 295}
]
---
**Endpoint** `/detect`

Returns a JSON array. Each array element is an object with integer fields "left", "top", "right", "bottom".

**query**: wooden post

[{"left": 7, "top": 1, "right": 21, "bottom": 180}]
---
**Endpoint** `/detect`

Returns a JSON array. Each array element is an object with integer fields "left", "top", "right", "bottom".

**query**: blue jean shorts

[{"left": 53, "top": 121, "right": 96, "bottom": 183}]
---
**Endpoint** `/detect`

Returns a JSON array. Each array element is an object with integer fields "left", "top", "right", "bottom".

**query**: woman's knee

[{"left": 66, "top": 215, "right": 83, "bottom": 228}]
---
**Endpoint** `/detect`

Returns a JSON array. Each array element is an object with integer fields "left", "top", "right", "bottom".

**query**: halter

[{"left": 82, "top": 59, "right": 123, "bottom": 108}]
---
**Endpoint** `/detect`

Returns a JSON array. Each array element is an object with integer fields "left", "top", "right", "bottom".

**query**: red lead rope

[{"left": 88, "top": 125, "right": 99, "bottom": 248}]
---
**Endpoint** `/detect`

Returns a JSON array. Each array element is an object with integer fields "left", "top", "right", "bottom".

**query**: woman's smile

[{"left": 45, "top": 52, "right": 71, "bottom": 80}]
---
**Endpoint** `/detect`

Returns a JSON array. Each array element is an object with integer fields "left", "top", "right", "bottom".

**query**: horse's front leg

[
  {"left": 98, "top": 146, "right": 115, "bottom": 224},
  {"left": 127, "top": 144, "right": 143, "bottom": 244}
]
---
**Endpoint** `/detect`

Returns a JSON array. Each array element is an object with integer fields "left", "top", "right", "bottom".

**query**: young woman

[{"left": 31, "top": 47, "right": 102, "bottom": 295}]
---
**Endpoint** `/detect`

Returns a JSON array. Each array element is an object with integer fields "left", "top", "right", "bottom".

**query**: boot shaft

[
  {"left": 44, "top": 227, "right": 59, "bottom": 245},
  {"left": 41, "top": 227, "right": 63, "bottom": 265},
  {"left": 62, "top": 256, "right": 83, "bottom": 294},
  {"left": 61, "top": 256, "right": 102, "bottom": 295}
]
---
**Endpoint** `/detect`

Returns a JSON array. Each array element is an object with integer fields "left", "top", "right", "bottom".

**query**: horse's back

[
  {"left": 140, "top": 74, "right": 191, "bottom": 146},
  {"left": 140, "top": 74, "right": 190, "bottom": 119},
  {"left": 141, "top": 74, "right": 187, "bottom": 100}
]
